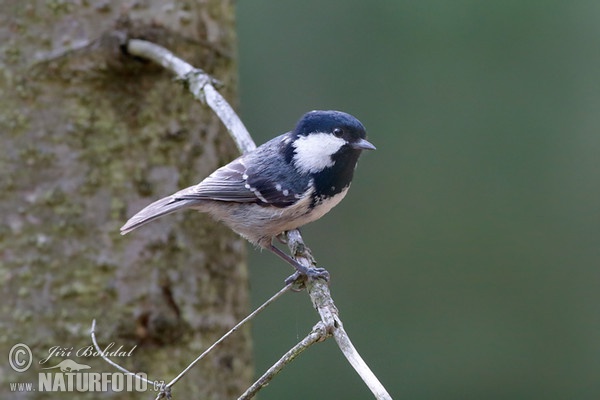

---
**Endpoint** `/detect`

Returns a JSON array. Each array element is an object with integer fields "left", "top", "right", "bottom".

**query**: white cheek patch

[{"left": 292, "top": 132, "right": 346, "bottom": 173}]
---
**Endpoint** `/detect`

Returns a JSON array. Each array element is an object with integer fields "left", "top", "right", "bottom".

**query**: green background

[{"left": 236, "top": 1, "right": 600, "bottom": 399}]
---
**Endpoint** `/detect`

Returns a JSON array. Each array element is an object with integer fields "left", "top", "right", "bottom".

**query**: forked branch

[{"left": 92, "top": 37, "right": 392, "bottom": 400}]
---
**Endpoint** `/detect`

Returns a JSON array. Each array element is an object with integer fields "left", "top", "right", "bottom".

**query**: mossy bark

[{"left": 0, "top": 1, "right": 252, "bottom": 398}]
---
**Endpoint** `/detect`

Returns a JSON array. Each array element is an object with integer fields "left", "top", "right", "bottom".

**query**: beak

[{"left": 351, "top": 138, "right": 376, "bottom": 151}]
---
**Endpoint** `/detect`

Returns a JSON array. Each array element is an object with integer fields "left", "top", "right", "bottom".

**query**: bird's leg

[
  {"left": 266, "top": 243, "right": 330, "bottom": 284},
  {"left": 274, "top": 232, "right": 288, "bottom": 245},
  {"left": 274, "top": 228, "right": 301, "bottom": 245}
]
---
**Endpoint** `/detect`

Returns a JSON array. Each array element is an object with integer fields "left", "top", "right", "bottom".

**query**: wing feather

[
  {"left": 121, "top": 143, "right": 310, "bottom": 234},
  {"left": 177, "top": 158, "right": 303, "bottom": 207}
]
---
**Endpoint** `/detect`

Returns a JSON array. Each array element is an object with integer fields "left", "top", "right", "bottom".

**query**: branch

[
  {"left": 91, "top": 283, "right": 293, "bottom": 399},
  {"left": 286, "top": 231, "right": 392, "bottom": 399},
  {"left": 125, "top": 39, "right": 392, "bottom": 399},
  {"left": 164, "top": 283, "right": 292, "bottom": 388},
  {"left": 90, "top": 320, "right": 170, "bottom": 400},
  {"left": 90, "top": 320, "right": 155, "bottom": 385},
  {"left": 127, "top": 39, "right": 256, "bottom": 154},
  {"left": 238, "top": 322, "right": 329, "bottom": 400}
]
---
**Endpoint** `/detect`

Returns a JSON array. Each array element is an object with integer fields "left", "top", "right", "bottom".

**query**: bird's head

[
  {"left": 288, "top": 110, "right": 375, "bottom": 176},
  {"left": 280, "top": 110, "right": 375, "bottom": 201}
]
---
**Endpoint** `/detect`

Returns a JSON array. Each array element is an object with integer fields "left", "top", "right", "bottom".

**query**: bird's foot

[
  {"left": 284, "top": 267, "right": 330, "bottom": 289},
  {"left": 267, "top": 243, "right": 329, "bottom": 288}
]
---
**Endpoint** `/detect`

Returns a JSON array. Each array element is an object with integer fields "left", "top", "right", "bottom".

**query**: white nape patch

[{"left": 292, "top": 132, "right": 346, "bottom": 173}]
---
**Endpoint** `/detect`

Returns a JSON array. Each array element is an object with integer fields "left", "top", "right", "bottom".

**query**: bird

[{"left": 120, "top": 110, "right": 375, "bottom": 280}]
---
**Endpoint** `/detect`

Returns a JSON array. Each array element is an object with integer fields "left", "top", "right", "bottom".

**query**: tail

[{"left": 120, "top": 193, "right": 202, "bottom": 235}]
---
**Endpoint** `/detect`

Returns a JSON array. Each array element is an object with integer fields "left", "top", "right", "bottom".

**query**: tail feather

[{"left": 120, "top": 195, "right": 201, "bottom": 235}]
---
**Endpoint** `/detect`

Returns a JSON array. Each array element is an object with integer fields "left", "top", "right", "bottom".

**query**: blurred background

[{"left": 236, "top": 1, "right": 600, "bottom": 399}]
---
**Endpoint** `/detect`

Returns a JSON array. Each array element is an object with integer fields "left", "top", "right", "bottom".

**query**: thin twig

[
  {"left": 91, "top": 321, "right": 172, "bottom": 399},
  {"left": 91, "top": 283, "right": 292, "bottom": 398},
  {"left": 333, "top": 322, "right": 392, "bottom": 399},
  {"left": 238, "top": 322, "right": 330, "bottom": 400},
  {"left": 90, "top": 320, "right": 155, "bottom": 386},
  {"left": 165, "top": 283, "right": 292, "bottom": 388}
]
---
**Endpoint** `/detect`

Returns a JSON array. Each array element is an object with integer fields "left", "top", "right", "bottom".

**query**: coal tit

[{"left": 121, "top": 110, "right": 375, "bottom": 279}]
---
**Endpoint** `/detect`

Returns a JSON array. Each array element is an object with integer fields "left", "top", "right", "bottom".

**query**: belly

[{"left": 201, "top": 187, "right": 349, "bottom": 246}]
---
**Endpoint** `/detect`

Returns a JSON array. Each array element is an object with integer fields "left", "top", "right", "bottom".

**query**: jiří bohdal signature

[{"left": 39, "top": 342, "right": 137, "bottom": 365}]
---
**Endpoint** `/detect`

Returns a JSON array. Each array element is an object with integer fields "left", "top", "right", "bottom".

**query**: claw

[
  {"left": 284, "top": 267, "right": 329, "bottom": 290},
  {"left": 268, "top": 243, "right": 330, "bottom": 286},
  {"left": 305, "top": 267, "right": 330, "bottom": 281}
]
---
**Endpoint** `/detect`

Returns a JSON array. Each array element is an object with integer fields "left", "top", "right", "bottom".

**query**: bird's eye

[{"left": 333, "top": 128, "right": 344, "bottom": 138}]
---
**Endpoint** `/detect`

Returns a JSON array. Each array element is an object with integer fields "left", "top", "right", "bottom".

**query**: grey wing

[
  {"left": 181, "top": 158, "right": 261, "bottom": 203},
  {"left": 121, "top": 157, "right": 304, "bottom": 235},
  {"left": 121, "top": 159, "right": 254, "bottom": 235},
  {"left": 178, "top": 157, "right": 303, "bottom": 207}
]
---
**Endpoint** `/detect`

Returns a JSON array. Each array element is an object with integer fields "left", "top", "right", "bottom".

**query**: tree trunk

[{"left": 1, "top": 1, "right": 252, "bottom": 398}]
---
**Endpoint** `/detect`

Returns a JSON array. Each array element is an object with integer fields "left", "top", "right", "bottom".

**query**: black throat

[{"left": 311, "top": 148, "right": 361, "bottom": 205}]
